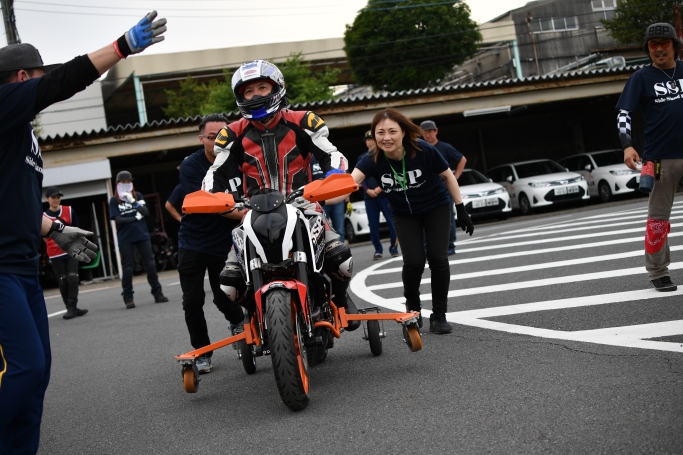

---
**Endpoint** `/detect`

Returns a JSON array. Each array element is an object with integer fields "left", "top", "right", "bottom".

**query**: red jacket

[
  {"left": 43, "top": 206, "right": 73, "bottom": 259},
  {"left": 203, "top": 109, "right": 348, "bottom": 197}
]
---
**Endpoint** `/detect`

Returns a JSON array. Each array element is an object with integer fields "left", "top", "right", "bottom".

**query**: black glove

[
  {"left": 48, "top": 223, "right": 98, "bottom": 263},
  {"left": 455, "top": 203, "right": 474, "bottom": 236}
]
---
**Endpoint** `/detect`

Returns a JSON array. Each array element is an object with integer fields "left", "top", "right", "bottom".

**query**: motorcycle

[
  {"left": 150, "top": 229, "right": 177, "bottom": 272},
  {"left": 175, "top": 173, "right": 422, "bottom": 411}
]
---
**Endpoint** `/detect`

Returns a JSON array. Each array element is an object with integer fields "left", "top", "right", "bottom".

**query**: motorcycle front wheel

[{"left": 266, "top": 289, "right": 310, "bottom": 411}]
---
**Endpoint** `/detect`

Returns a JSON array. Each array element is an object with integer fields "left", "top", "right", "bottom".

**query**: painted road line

[
  {"left": 457, "top": 222, "right": 683, "bottom": 247},
  {"left": 48, "top": 310, "right": 67, "bottom": 318},
  {"left": 453, "top": 288, "right": 683, "bottom": 319},
  {"left": 520, "top": 211, "right": 683, "bottom": 233},
  {"left": 452, "top": 225, "right": 683, "bottom": 253},
  {"left": 355, "top": 262, "right": 683, "bottom": 306},
  {"left": 365, "top": 246, "right": 683, "bottom": 291},
  {"left": 370, "top": 236, "right": 668, "bottom": 275}
]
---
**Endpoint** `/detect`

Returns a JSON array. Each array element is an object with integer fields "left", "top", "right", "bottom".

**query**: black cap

[
  {"left": 116, "top": 170, "right": 134, "bottom": 182},
  {"left": 0, "top": 43, "right": 60, "bottom": 73},
  {"left": 644, "top": 23, "right": 679, "bottom": 43},
  {"left": 45, "top": 186, "right": 63, "bottom": 198},
  {"left": 420, "top": 120, "right": 437, "bottom": 130},
  {"left": 364, "top": 130, "right": 373, "bottom": 139}
]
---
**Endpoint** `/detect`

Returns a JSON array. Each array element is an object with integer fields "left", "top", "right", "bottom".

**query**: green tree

[
  {"left": 344, "top": 0, "right": 481, "bottom": 92},
  {"left": 602, "top": 0, "right": 682, "bottom": 45},
  {"left": 163, "top": 54, "right": 340, "bottom": 119}
]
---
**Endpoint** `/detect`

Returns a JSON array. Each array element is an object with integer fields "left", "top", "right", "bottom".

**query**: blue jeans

[
  {"left": 0, "top": 274, "right": 51, "bottom": 455},
  {"left": 365, "top": 195, "right": 397, "bottom": 254},
  {"left": 119, "top": 239, "right": 162, "bottom": 302},
  {"left": 323, "top": 202, "right": 345, "bottom": 243}
]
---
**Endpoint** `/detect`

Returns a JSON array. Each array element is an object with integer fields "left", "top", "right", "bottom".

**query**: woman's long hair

[{"left": 369, "top": 108, "right": 422, "bottom": 163}]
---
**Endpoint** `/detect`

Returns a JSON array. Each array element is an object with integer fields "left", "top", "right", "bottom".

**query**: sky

[{"left": 2, "top": 0, "right": 533, "bottom": 66}]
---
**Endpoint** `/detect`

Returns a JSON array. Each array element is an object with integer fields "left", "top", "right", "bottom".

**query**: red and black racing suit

[{"left": 203, "top": 109, "right": 354, "bottom": 309}]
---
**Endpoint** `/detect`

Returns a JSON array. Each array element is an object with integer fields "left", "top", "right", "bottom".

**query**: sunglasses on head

[{"left": 648, "top": 39, "right": 673, "bottom": 50}]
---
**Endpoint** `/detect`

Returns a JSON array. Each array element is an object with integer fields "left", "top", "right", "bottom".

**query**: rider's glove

[
  {"left": 116, "top": 11, "right": 167, "bottom": 58},
  {"left": 325, "top": 169, "right": 345, "bottom": 177},
  {"left": 346, "top": 201, "right": 353, "bottom": 216},
  {"left": 119, "top": 192, "right": 136, "bottom": 203},
  {"left": 455, "top": 203, "right": 474, "bottom": 236},
  {"left": 48, "top": 224, "right": 98, "bottom": 263}
]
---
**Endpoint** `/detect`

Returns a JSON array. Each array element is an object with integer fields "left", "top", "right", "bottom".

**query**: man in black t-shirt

[
  {"left": 177, "top": 114, "right": 245, "bottom": 375},
  {"left": 0, "top": 12, "right": 167, "bottom": 454},
  {"left": 420, "top": 120, "right": 467, "bottom": 255},
  {"left": 616, "top": 22, "right": 683, "bottom": 292}
]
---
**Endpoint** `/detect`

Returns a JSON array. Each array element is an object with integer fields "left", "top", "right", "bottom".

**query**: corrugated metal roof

[{"left": 40, "top": 64, "right": 643, "bottom": 144}]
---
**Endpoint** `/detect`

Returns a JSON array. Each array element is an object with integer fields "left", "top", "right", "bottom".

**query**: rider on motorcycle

[{"left": 202, "top": 60, "right": 360, "bottom": 331}]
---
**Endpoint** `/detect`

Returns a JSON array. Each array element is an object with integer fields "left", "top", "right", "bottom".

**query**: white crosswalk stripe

[{"left": 350, "top": 200, "right": 683, "bottom": 353}]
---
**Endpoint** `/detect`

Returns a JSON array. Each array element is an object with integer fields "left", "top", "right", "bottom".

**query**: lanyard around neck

[{"left": 383, "top": 149, "right": 412, "bottom": 214}]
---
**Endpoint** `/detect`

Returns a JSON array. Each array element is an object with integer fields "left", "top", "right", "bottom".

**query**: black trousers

[
  {"left": 392, "top": 204, "right": 451, "bottom": 315},
  {"left": 178, "top": 248, "right": 243, "bottom": 354},
  {"left": 51, "top": 257, "right": 79, "bottom": 305}
]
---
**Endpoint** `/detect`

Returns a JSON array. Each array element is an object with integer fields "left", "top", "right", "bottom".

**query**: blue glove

[
  {"left": 120, "top": 11, "right": 167, "bottom": 56},
  {"left": 325, "top": 169, "right": 345, "bottom": 177}
]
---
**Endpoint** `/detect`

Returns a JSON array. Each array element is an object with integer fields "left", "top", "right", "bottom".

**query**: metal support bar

[{"left": 133, "top": 73, "right": 148, "bottom": 126}]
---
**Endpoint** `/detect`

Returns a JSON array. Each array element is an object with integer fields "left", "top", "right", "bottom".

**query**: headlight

[
  {"left": 493, "top": 187, "right": 506, "bottom": 194},
  {"left": 353, "top": 208, "right": 366, "bottom": 215},
  {"left": 529, "top": 182, "right": 551, "bottom": 188},
  {"left": 610, "top": 170, "right": 636, "bottom": 176}
]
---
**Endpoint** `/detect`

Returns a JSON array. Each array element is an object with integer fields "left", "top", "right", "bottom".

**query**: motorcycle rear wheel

[{"left": 266, "top": 289, "right": 310, "bottom": 411}]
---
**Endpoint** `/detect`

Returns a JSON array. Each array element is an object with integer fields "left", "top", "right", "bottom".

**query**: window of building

[
  {"left": 592, "top": 0, "right": 616, "bottom": 22},
  {"left": 531, "top": 16, "right": 579, "bottom": 33}
]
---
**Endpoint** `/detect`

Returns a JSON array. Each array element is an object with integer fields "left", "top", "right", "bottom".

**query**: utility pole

[
  {"left": 1, "top": 0, "right": 21, "bottom": 45},
  {"left": 526, "top": 13, "right": 540, "bottom": 77},
  {"left": 674, "top": 3, "right": 682, "bottom": 60}
]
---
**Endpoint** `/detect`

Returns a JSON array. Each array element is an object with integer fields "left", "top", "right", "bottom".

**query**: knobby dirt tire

[{"left": 266, "top": 289, "right": 310, "bottom": 411}]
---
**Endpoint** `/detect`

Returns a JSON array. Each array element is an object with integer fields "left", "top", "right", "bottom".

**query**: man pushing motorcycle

[{"left": 202, "top": 60, "right": 360, "bottom": 331}]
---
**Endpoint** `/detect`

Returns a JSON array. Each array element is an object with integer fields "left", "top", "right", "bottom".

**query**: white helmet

[{"left": 231, "top": 60, "right": 287, "bottom": 121}]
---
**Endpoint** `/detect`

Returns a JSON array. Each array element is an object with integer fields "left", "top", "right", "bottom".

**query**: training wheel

[
  {"left": 367, "top": 320, "right": 382, "bottom": 356},
  {"left": 405, "top": 326, "right": 422, "bottom": 352},
  {"left": 182, "top": 366, "right": 198, "bottom": 393}
]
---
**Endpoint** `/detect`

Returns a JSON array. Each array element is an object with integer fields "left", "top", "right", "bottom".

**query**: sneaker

[
  {"left": 389, "top": 247, "right": 400, "bottom": 257},
  {"left": 373, "top": 252, "right": 382, "bottom": 260},
  {"left": 429, "top": 313, "right": 452, "bottom": 334},
  {"left": 196, "top": 355, "right": 212, "bottom": 374},
  {"left": 154, "top": 294, "right": 169, "bottom": 303},
  {"left": 447, "top": 247, "right": 456, "bottom": 256},
  {"left": 125, "top": 301, "right": 136, "bottom": 309},
  {"left": 650, "top": 276, "right": 677, "bottom": 292}
]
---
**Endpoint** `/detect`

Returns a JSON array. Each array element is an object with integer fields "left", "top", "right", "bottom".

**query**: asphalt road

[{"left": 40, "top": 196, "right": 683, "bottom": 454}]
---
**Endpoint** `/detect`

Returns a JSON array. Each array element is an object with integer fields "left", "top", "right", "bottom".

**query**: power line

[{"left": 16, "top": 0, "right": 351, "bottom": 12}]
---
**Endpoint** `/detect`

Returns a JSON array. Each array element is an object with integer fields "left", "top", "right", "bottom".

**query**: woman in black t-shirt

[{"left": 353, "top": 108, "right": 474, "bottom": 334}]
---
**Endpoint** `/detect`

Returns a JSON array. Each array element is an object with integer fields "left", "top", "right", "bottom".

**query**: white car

[
  {"left": 486, "top": 159, "right": 589, "bottom": 216},
  {"left": 558, "top": 150, "right": 640, "bottom": 203},
  {"left": 344, "top": 200, "right": 388, "bottom": 243},
  {"left": 458, "top": 169, "right": 512, "bottom": 220}
]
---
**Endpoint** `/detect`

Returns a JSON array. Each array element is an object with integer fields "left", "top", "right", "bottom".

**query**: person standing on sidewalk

[
  {"left": 177, "top": 114, "right": 246, "bottom": 375},
  {"left": 0, "top": 10, "right": 166, "bottom": 454},
  {"left": 109, "top": 170, "right": 169, "bottom": 308},
  {"left": 420, "top": 120, "right": 466, "bottom": 255},
  {"left": 358, "top": 130, "right": 399, "bottom": 260},
  {"left": 43, "top": 186, "right": 88, "bottom": 319},
  {"left": 617, "top": 22, "right": 683, "bottom": 292},
  {"left": 353, "top": 108, "right": 473, "bottom": 334}
]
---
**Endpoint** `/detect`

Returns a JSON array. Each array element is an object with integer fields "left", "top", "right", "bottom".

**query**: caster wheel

[
  {"left": 367, "top": 320, "right": 382, "bottom": 356},
  {"left": 183, "top": 366, "right": 198, "bottom": 393},
  {"left": 405, "top": 326, "right": 422, "bottom": 352},
  {"left": 238, "top": 340, "right": 256, "bottom": 375}
]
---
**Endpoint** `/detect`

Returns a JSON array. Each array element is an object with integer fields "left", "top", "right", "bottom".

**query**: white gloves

[
  {"left": 135, "top": 212, "right": 144, "bottom": 221},
  {"left": 120, "top": 192, "right": 136, "bottom": 203},
  {"left": 48, "top": 225, "right": 98, "bottom": 263}
]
